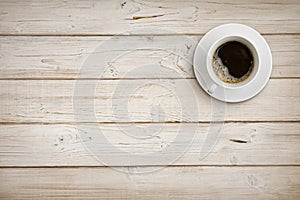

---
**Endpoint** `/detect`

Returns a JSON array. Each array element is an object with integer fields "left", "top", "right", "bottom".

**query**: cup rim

[{"left": 206, "top": 35, "right": 260, "bottom": 90}]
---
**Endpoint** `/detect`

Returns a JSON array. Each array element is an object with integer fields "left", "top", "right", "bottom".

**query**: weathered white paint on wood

[
  {"left": 0, "top": 35, "right": 299, "bottom": 79},
  {"left": 0, "top": 0, "right": 299, "bottom": 198},
  {"left": 0, "top": 123, "right": 299, "bottom": 166},
  {"left": 0, "top": 167, "right": 299, "bottom": 199},
  {"left": 0, "top": 79, "right": 299, "bottom": 123},
  {"left": 0, "top": 0, "right": 299, "bottom": 35}
]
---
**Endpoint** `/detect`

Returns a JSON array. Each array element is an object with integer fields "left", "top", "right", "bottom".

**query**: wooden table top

[{"left": 0, "top": 0, "right": 299, "bottom": 199}]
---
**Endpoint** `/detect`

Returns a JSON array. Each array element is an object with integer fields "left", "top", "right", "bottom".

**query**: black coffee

[{"left": 213, "top": 41, "right": 254, "bottom": 83}]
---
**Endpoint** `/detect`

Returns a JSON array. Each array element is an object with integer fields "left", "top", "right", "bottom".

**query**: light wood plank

[
  {"left": 0, "top": 123, "right": 299, "bottom": 166},
  {"left": 0, "top": 167, "right": 299, "bottom": 199},
  {"left": 0, "top": 35, "right": 299, "bottom": 79},
  {"left": 0, "top": 0, "right": 299, "bottom": 35},
  {"left": 0, "top": 79, "right": 299, "bottom": 123}
]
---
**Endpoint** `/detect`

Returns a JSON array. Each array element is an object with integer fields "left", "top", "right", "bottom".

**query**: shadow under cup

[{"left": 207, "top": 36, "right": 260, "bottom": 89}]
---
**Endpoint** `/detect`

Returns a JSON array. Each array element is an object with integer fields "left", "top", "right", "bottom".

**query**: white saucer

[{"left": 193, "top": 23, "right": 272, "bottom": 103}]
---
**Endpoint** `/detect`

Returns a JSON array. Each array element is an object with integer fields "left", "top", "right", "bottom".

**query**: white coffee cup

[
  {"left": 205, "top": 35, "right": 261, "bottom": 94},
  {"left": 193, "top": 23, "right": 272, "bottom": 102}
]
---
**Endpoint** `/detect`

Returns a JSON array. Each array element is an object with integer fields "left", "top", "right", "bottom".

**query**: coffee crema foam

[{"left": 212, "top": 56, "right": 253, "bottom": 84}]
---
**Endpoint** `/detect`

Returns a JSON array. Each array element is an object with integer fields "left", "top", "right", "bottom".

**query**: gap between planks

[
  {"left": 1, "top": 165, "right": 300, "bottom": 169},
  {"left": 0, "top": 121, "right": 299, "bottom": 125},
  {"left": 0, "top": 77, "right": 299, "bottom": 81},
  {"left": 0, "top": 33, "right": 300, "bottom": 37}
]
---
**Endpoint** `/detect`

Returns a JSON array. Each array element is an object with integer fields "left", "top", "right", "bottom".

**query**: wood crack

[
  {"left": 229, "top": 139, "right": 248, "bottom": 144},
  {"left": 128, "top": 14, "right": 165, "bottom": 20}
]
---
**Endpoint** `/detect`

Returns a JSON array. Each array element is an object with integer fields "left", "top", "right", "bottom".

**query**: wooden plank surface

[
  {"left": 1, "top": 0, "right": 299, "bottom": 199},
  {"left": 0, "top": 35, "right": 299, "bottom": 79},
  {"left": 0, "top": 79, "right": 299, "bottom": 123},
  {"left": 0, "top": 167, "right": 299, "bottom": 199},
  {"left": 0, "top": 123, "right": 299, "bottom": 166},
  {"left": 0, "top": 0, "right": 299, "bottom": 35}
]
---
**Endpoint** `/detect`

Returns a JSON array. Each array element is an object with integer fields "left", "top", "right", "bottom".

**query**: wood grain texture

[
  {"left": 0, "top": 0, "right": 299, "bottom": 35},
  {"left": 0, "top": 79, "right": 299, "bottom": 123},
  {"left": 0, "top": 0, "right": 299, "bottom": 198},
  {"left": 0, "top": 123, "right": 299, "bottom": 166},
  {"left": 0, "top": 167, "right": 299, "bottom": 199},
  {"left": 0, "top": 35, "right": 299, "bottom": 79}
]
